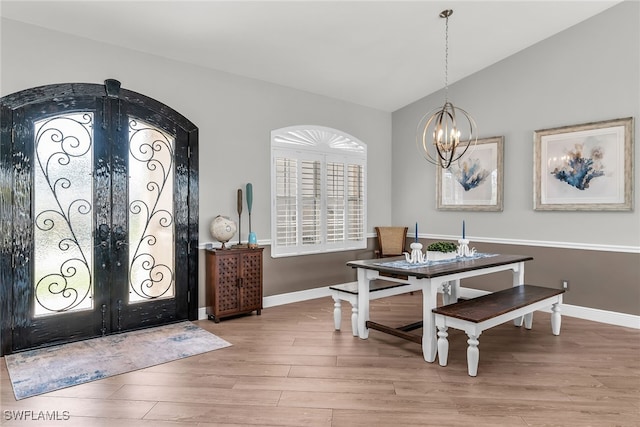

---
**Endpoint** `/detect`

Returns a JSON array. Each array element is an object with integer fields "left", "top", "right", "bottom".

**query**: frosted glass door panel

[
  {"left": 128, "top": 118, "right": 175, "bottom": 302},
  {"left": 33, "top": 113, "right": 94, "bottom": 316}
]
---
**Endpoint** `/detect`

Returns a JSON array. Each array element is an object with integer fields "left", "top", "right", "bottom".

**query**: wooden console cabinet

[{"left": 205, "top": 247, "right": 263, "bottom": 322}]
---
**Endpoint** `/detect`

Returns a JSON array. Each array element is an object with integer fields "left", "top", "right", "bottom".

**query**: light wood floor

[{"left": 1, "top": 293, "right": 639, "bottom": 426}]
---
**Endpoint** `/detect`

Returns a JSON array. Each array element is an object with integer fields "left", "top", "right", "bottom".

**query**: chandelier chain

[{"left": 444, "top": 13, "right": 449, "bottom": 101}]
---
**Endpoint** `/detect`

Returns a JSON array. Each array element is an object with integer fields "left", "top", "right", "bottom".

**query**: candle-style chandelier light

[{"left": 416, "top": 9, "right": 477, "bottom": 169}]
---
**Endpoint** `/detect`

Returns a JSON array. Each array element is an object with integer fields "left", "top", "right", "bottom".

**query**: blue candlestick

[
  {"left": 415, "top": 222, "right": 418, "bottom": 242},
  {"left": 462, "top": 220, "right": 466, "bottom": 239}
]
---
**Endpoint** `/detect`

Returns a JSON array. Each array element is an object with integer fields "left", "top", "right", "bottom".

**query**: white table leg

[
  {"left": 441, "top": 281, "right": 451, "bottom": 305},
  {"left": 450, "top": 279, "right": 460, "bottom": 303},
  {"left": 513, "top": 261, "right": 525, "bottom": 326},
  {"left": 441, "top": 280, "right": 458, "bottom": 305},
  {"left": 332, "top": 297, "right": 341, "bottom": 330},
  {"left": 421, "top": 278, "right": 438, "bottom": 363},
  {"left": 551, "top": 299, "right": 562, "bottom": 336},
  {"left": 357, "top": 268, "right": 371, "bottom": 339}
]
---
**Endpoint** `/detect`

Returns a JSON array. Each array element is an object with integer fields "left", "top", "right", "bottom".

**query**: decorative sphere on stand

[{"left": 210, "top": 215, "right": 237, "bottom": 249}]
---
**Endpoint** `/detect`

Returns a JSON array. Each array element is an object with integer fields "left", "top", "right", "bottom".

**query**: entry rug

[
  {"left": 4, "top": 321, "right": 231, "bottom": 400},
  {"left": 374, "top": 252, "right": 499, "bottom": 270}
]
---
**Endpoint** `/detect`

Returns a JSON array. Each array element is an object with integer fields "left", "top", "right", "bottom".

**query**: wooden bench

[
  {"left": 330, "top": 280, "right": 416, "bottom": 336},
  {"left": 432, "top": 284, "right": 565, "bottom": 376}
]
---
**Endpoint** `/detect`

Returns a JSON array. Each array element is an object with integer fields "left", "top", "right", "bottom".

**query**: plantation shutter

[
  {"left": 271, "top": 126, "right": 366, "bottom": 258},
  {"left": 275, "top": 157, "right": 297, "bottom": 247},
  {"left": 326, "top": 161, "right": 345, "bottom": 243},
  {"left": 347, "top": 163, "right": 364, "bottom": 242},
  {"left": 301, "top": 160, "right": 321, "bottom": 245}
]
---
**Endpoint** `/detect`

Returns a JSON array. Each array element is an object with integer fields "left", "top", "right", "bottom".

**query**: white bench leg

[
  {"left": 351, "top": 305, "right": 359, "bottom": 336},
  {"left": 437, "top": 326, "right": 449, "bottom": 366},
  {"left": 524, "top": 312, "right": 533, "bottom": 329},
  {"left": 332, "top": 294, "right": 359, "bottom": 336},
  {"left": 466, "top": 333, "right": 481, "bottom": 377},
  {"left": 551, "top": 302, "right": 562, "bottom": 335},
  {"left": 332, "top": 296, "right": 342, "bottom": 331}
]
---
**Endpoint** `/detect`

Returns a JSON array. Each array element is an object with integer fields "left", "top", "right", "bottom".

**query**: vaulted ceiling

[{"left": 1, "top": 1, "right": 622, "bottom": 111}]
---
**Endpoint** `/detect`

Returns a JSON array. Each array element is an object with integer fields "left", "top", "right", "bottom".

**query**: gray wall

[
  {"left": 392, "top": 2, "right": 639, "bottom": 315},
  {"left": 421, "top": 238, "right": 640, "bottom": 316},
  {"left": 1, "top": 17, "right": 392, "bottom": 301},
  {"left": 392, "top": 1, "right": 639, "bottom": 247},
  {"left": 2, "top": 2, "right": 639, "bottom": 317},
  {"left": 0, "top": 17, "right": 393, "bottom": 242}
]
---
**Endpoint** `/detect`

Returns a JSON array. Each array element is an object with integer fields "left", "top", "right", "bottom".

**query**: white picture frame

[
  {"left": 533, "top": 117, "right": 634, "bottom": 211},
  {"left": 436, "top": 136, "right": 504, "bottom": 212}
]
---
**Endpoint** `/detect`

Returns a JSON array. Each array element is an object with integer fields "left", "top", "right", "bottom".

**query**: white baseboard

[
  {"left": 558, "top": 304, "right": 640, "bottom": 329},
  {"left": 263, "top": 287, "right": 332, "bottom": 307},
  {"left": 196, "top": 287, "right": 332, "bottom": 320},
  {"left": 198, "top": 284, "right": 639, "bottom": 329}
]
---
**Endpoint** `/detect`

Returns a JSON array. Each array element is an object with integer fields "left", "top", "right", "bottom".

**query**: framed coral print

[
  {"left": 436, "top": 136, "right": 504, "bottom": 211},
  {"left": 533, "top": 117, "right": 634, "bottom": 211}
]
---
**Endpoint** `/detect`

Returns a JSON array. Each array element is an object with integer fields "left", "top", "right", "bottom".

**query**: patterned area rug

[{"left": 4, "top": 321, "right": 231, "bottom": 400}]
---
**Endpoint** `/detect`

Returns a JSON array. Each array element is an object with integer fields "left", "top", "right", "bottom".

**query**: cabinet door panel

[
  {"left": 240, "top": 251, "right": 263, "bottom": 311},
  {"left": 216, "top": 255, "right": 241, "bottom": 315}
]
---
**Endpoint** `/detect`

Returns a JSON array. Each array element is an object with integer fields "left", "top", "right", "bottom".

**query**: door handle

[
  {"left": 96, "top": 224, "right": 110, "bottom": 248},
  {"left": 98, "top": 223, "right": 110, "bottom": 239}
]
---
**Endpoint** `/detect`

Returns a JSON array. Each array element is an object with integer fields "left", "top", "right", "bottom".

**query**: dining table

[{"left": 345, "top": 253, "right": 534, "bottom": 363}]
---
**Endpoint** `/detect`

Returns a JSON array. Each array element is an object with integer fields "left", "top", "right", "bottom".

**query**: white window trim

[{"left": 270, "top": 125, "right": 367, "bottom": 258}]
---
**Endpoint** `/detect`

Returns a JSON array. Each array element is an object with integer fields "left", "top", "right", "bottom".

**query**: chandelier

[{"left": 417, "top": 9, "right": 477, "bottom": 169}]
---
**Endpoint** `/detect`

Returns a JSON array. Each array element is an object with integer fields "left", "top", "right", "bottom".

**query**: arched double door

[{"left": 0, "top": 80, "right": 199, "bottom": 356}]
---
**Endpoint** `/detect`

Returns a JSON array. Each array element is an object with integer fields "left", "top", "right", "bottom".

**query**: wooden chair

[
  {"left": 374, "top": 226, "right": 408, "bottom": 258},
  {"left": 374, "top": 226, "right": 411, "bottom": 287}
]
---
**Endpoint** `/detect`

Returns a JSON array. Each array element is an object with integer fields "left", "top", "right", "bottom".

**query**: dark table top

[{"left": 346, "top": 254, "right": 534, "bottom": 280}]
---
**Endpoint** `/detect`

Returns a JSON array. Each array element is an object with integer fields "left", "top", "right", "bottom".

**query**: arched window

[{"left": 270, "top": 126, "right": 367, "bottom": 257}]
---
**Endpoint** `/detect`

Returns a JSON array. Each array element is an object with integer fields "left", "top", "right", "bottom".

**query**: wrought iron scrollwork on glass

[
  {"left": 33, "top": 113, "right": 94, "bottom": 315},
  {"left": 128, "top": 118, "right": 176, "bottom": 302}
]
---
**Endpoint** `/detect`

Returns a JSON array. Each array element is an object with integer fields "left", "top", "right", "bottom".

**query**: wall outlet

[{"left": 562, "top": 280, "right": 569, "bottom": 290}]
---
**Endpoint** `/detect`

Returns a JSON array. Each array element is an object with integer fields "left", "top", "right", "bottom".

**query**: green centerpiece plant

[
  {"left": 427, "top": 241, "right": 458, "bottom": 253},
  {"left": 426, "top": 241, "right": 458, "bottom": 261}
]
